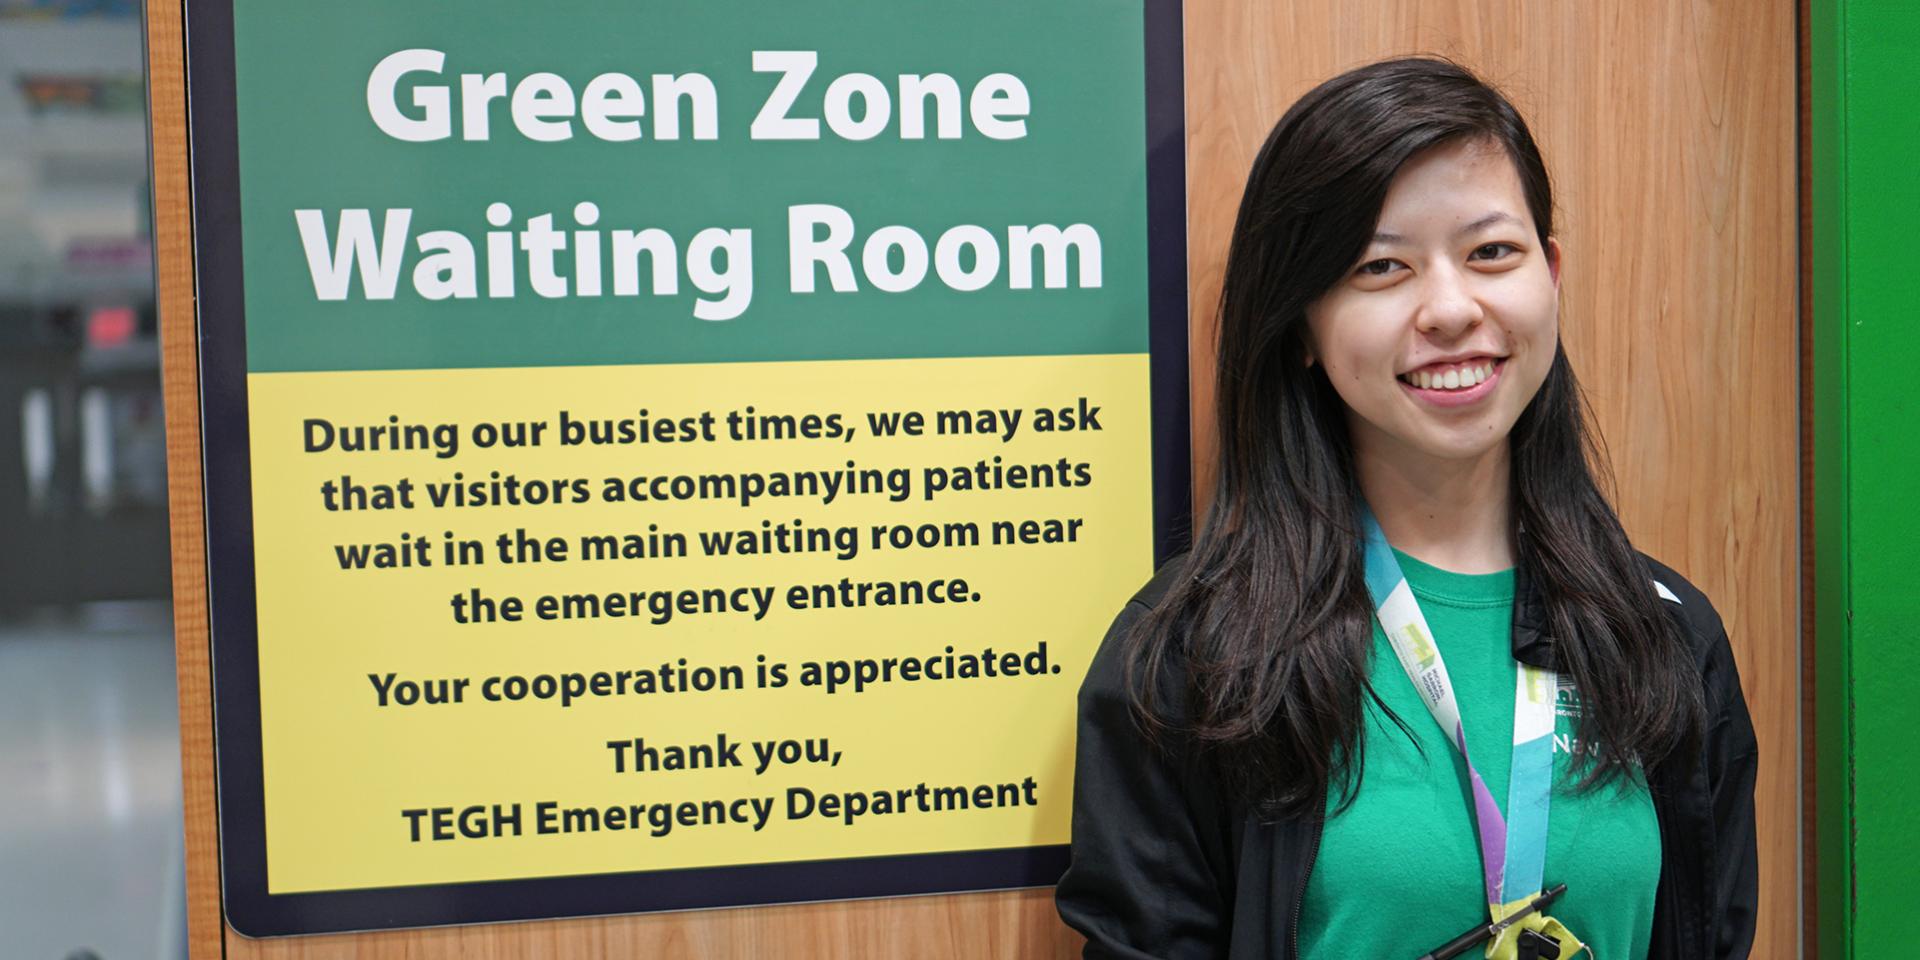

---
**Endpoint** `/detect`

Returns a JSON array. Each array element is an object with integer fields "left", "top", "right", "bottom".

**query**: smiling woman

[{"left": 1056, "top": 58, "right": 1758, "bottom": 960}]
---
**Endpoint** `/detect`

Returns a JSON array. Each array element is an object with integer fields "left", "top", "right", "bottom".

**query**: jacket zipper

[{"left": 1288, "top": 820, "right": 1322, "bottom": 958}]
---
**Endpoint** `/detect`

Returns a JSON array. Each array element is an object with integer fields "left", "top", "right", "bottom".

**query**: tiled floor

[{"left": 0, "top": 602, "right": 186, "bottom": 960}]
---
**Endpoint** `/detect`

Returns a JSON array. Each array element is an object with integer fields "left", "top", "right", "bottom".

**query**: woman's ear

[{"left": 1546, "top": 237, "right": 1563, "bottom": 287}]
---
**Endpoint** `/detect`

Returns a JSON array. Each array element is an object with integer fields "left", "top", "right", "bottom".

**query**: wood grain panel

[
  {"left": 222, "top": 894, "right": 1078, "bottom": 959},
  {"left": 145, "top": 2, "right": 225, "bottom": 958},
  {"left": 154, "top": 0, "right": 1797, "bottom": 955},
  {"left": 1182, "top": 4, "right": 1800, "bottom": 959}
]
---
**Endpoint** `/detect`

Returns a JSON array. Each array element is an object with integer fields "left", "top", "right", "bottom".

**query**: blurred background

[{"left": 0, "top": 1, "right": 186, "bottom": 957}]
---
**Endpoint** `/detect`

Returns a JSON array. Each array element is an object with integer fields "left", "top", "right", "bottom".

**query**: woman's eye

[
  {"left": 1355, "top": 258, "right": 1400, "bottom": 277},
  {"left": 1471, "top": 242, "right": 1517, "bottom": 261}
]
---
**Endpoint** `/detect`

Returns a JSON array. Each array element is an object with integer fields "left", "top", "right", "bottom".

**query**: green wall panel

[{"left": 1815, "top": 0, "right": 1920, "bottom": 955}]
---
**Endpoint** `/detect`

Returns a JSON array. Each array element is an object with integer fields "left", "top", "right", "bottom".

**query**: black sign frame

[{"left": 184, "top": 0, "right": 1190, "bottom": 936}]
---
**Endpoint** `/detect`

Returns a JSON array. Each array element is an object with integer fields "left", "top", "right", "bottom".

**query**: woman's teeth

[{"left": 1399, "top": 361, "right": 1496, "bottom": 391}]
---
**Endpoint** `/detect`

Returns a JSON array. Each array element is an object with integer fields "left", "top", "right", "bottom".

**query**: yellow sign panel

[{"left": 247, "top": 354, "right": 1154, "bottom": 893}]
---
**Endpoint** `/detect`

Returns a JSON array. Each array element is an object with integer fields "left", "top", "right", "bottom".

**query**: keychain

[{"left": 1415, "top": 883, "right": 1586, "bottom": 960}]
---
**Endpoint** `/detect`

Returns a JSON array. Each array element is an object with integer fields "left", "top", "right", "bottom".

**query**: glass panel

[{"left": 0, "top": 2, "right": 185, "bottom": 957}]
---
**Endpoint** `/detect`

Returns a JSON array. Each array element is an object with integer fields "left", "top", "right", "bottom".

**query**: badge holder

[
  {"left": 1416, "top": 883, "right": 1568, "bottom": 960},
  {"left": 1515, "top": 929, "right": 1564, "bottom": 960}
]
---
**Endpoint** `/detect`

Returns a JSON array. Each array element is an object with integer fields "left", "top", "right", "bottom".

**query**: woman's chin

[{"left": 1393, "top": 429, "right": 1512, "bottom": 468}]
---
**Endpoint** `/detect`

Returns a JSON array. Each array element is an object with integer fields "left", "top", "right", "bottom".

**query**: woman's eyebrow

[
  {"left": 1370, "top": 212, "right": 1520, "bottom": 246},
  {"left": 1456, "top": 211, "right": 1521, "bottom": 237}
]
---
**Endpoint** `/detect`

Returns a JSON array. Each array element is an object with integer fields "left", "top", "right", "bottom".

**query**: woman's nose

[{"left": 1414, "top": 267, "right": 1486, "bottom": 336}]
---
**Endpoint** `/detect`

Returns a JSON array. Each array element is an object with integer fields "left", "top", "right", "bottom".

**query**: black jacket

[{"left": 1056, "top": 552, "right": 1759, "bottom": 959}]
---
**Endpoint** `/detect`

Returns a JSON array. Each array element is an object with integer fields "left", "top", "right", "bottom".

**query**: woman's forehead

[{"left": 1372, "top": 140, "right": 1534, "bottom": 237}]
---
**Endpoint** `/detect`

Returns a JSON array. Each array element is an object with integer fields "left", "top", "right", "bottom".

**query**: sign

[{"left": 186, "top": 0, "right": 1187, "bottom": 935}]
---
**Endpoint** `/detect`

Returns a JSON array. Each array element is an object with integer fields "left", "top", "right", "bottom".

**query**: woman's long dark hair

[{"left": 1127, "top": 58, "right": 1705, "bottom": 819}]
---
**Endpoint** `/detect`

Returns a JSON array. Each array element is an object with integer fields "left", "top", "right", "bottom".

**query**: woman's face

[{"left": 1304, "top": 137, "right": 1560, "bottom": 469}]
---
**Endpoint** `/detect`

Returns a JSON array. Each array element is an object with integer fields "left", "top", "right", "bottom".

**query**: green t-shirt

[{"left": 1297, "top": 547, "right": 1660, "bottom": 959}]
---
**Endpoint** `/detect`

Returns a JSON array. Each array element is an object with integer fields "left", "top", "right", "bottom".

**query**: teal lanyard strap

[{"left": 1358, "top": 505, "right": 1555, "bottom": 910}]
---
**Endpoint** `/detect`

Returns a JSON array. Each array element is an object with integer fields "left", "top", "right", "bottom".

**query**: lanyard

[{"left": 1358, "top": 507, "right": 1580, "bottom": 957}]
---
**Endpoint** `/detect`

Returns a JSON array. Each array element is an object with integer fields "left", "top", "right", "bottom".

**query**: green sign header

[{"left": 233, "top": 1, "right": 1150, "bottom": 372}]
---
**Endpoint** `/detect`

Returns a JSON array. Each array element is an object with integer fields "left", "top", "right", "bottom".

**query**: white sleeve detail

[{"left": 1652, "top": 580, "right": 1681, "bottom": 604}]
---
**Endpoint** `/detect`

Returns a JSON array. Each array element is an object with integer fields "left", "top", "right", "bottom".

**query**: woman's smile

[{"left": 1397, "top": 356, "right": 1507, "bottom": 408}]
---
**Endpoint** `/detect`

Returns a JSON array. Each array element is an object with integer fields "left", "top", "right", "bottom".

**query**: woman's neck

[{"left": 1354, "top": 434, "right": 1515, "bottom": 574}]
